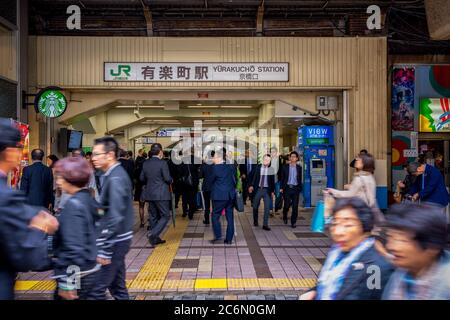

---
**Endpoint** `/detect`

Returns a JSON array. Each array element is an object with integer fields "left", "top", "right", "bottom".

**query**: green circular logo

[{"left": 35, "top": 88, "right": 67, "bottom": 118}]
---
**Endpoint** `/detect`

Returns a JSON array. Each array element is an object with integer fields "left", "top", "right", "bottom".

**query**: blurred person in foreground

[
  {"left": 52, "top": 157, "right": 99, "bottom": 300},
  {"left": 300, "top": 197, "right": 393, "bottom": 300},
  {"left": 90, "top": 137, "right": 134, "bottom": 300},
  {"left": 383, "top": 203, "right": 449, "bottom": 300},
  {"left": 0, "top": 119, "right": 58, "bottom": 300}
]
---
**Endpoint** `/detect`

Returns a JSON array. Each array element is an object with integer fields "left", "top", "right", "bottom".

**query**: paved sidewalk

[{"left": 15, "top": 203, "right": 330, "bottom": 299}]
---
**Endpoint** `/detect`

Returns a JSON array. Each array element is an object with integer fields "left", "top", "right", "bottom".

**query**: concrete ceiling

[{"left": 28, "top": 0, "right": 450, "bottom": 54}]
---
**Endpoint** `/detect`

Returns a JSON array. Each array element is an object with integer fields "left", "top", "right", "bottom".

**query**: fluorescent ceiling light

[
  {"left": 116, "top": 105, "right": 164, "bottom": 108},
  {"left": 220, "top": 106, "right": 254, "bottom": 109},
  {"left": 186, "top": 105, "right": 219, "bottom": 108}
]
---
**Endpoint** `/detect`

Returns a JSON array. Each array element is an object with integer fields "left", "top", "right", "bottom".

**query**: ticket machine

[{"left": 299, "top": 126, "right": 335, "bottom": 207}]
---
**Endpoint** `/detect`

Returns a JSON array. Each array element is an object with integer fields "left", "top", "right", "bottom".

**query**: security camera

[{"left": 134, "top": 107, "right": 141, "bottom": 119}]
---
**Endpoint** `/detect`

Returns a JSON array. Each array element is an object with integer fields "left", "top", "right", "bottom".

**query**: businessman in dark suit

[
  {"left": 200, "top": 150, "right": 215, "bottom": 225},
  {"left": 210, "top": 148, "right": 237, "bottom": 244},
  {"left": 239, "top": 149, "right": 257, "bottom": 205},
  {"left": 179, "top": 153, "right": 201, "bottom": 219},
  {"left": 20, "top": 149, "right": 54, "bottom": 209},
  {"left": 141, "top": 143, "right": 173, "bottom": 246},
  {"left": 248, "top": 154, "right": 275, "bottom": 231},
  {"left": 280, "top": 151, "right": 303, "bottom": 228},
  {"left": 118, "top": 149, "right": 134, "bottom": 185}
]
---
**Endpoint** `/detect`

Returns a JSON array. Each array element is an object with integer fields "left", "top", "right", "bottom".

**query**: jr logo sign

[{"left": 109, "top": 65, "right": 132, "bottom": 79}]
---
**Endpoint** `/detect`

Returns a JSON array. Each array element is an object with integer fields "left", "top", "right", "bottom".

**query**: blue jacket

[
  {"left": 210, "top": 163, "right": 237, "bottom": 201},
  {"left": 314, "top": 243, "right": 394, "bottom": 300},
  {"left": 383, "top": 250, "right": 450, "bottom": 300},
  {"left": 20, "top": 161, "right": 54, "bottom": 208},
  {"left": 200, "top": 162, "right": 215, "bottom": 192},
  {"left": 0, "top": 175, "right": 51, "bottom": 300},
  {"left": 408, "top": 164, "right": 449, "bottom": 207}
]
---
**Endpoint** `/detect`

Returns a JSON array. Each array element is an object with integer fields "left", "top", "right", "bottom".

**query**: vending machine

[{"left": 299, "top": 125, "right": 335, "bottom": 207}]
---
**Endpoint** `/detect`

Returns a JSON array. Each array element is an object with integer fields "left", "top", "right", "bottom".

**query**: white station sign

[{"left": 104, "top": 62, "right": 289, "bottom": 82}]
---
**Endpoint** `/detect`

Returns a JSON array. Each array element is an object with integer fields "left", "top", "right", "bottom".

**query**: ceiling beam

[
  {"left": 256, "top": 0, "right": 264, "bottom": 36},
  {"left": 141, "top": 0, "right": 153, "bottom": 36}
]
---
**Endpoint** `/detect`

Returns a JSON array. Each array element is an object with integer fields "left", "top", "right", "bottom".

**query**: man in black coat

[
  {"left": 133, "top": 149, "right": 147, "bottom": 227},
  {"left": 179, "top": 153, "right": 201, "bottom": 220},
  {"left": 90, "top": 137, "right": 134, "bottom": 300},
  {"left": 239, "top": 149, "right": 257, "bottom": 205},
  {"left": 280, "top": 151, "right": 303, "bottom": 228},
  {"left": 118, "top": 149, "right": 134, "bottom": 185},
  {"left": 0, "top": 119, "right": 58, "bottom": 300},
  {"left": 141, "top": 143, "right": 173, "bottom": 246},
  {"left": 200, "top": 151, "right": 215, "bottom": 225},
  {"left": 20, "top": 148, "right": 54, "bottom": 209},
  {"left": 248, "top": 154, "right": 275, "bottom": 231}
]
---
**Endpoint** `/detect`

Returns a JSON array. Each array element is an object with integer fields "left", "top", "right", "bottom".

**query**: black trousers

[
  {"left": 54, "top": 270, "right": 97, "bottom": 300},
  {"left": 87, "top": 239, "right": 131, "bottom": 300},
  {"left": 283, "top": 186, "right": 301, "bottom": 225},
  {"left": 203, "top": 191, "right": 211, "bottom": 222},
  {"left": 148, "top": 200, "right": 170, "bottom": 239},
  {"left": 182, "top": 187, "right": 197, "bottom": 219},
  {"left": 242, "top": 179, "right": 254, "bottom": 205}
]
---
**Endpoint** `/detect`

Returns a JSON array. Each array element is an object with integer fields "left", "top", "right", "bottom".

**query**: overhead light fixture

[
  {"left": 220, "top": 105, "right": 254, "bottom": 109},
  {"left": 116, "top": 105, "right": 164, "bottom": 109},
  {"left": 186, "top": 105, "right": 219, "bottom": 108}
]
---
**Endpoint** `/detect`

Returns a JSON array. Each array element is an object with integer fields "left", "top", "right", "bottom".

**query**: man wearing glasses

[{"left": 89, "top": 137, "right": 134, "bottom": 300}]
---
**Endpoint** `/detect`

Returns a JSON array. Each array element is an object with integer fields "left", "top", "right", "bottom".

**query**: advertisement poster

[
  {"left": 420, "top": 98, "right": 450, "bottom": 132},
  {"left": 391, "top": 67, "right": 415, "bottom": 131},
  {"left": 8, "top": 120, "right": 30, "bottom": 189},
  {"left": 391, "top": 131, "right": 418, "bottom": 190}
]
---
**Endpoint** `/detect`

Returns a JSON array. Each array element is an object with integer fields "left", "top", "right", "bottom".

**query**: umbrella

[{"left": 169, "top": 184, "right": 176, "bottom": 227}]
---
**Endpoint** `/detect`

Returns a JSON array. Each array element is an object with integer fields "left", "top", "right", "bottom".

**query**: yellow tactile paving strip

[
  {"left": 16, "top": 278, "right": 316, "bottom": 291},
  {"left": 15, "top": 212, "right": 319, "bottom": 293},
  {"left": 128, "top": 217, "right": 190, "bottom": 291}
]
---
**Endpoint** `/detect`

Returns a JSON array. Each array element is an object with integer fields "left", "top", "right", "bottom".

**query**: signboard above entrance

[{"left": 104, "top": 62, "right": 289, "bottom": 82}]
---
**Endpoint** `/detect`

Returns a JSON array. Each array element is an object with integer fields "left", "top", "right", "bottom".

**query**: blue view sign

[{"left": 300, "top": 126, "right": 334, "bottom": 146}]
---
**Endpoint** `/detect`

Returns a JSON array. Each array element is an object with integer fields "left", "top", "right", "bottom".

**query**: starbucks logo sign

[{"left": 34, "top": 87, "right": 67, "bottom": 118}]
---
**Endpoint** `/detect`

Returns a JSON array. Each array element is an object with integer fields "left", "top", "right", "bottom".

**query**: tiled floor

[{"left": 15, "top": 202, "right": 331, "bottom": 300}]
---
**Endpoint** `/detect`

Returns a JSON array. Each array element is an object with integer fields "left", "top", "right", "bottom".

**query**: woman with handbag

[{"left": 325, "top": 153, "right": 389, "bottom": 257}]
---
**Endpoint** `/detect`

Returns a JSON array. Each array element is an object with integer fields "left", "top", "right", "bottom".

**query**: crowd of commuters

[{"left": 0, "top": 117, "right": 449, "bottom": 300}]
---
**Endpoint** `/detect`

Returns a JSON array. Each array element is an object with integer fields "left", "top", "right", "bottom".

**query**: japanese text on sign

[{"left": 105, "top": 63, "right": 289, "bottom": 82}]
